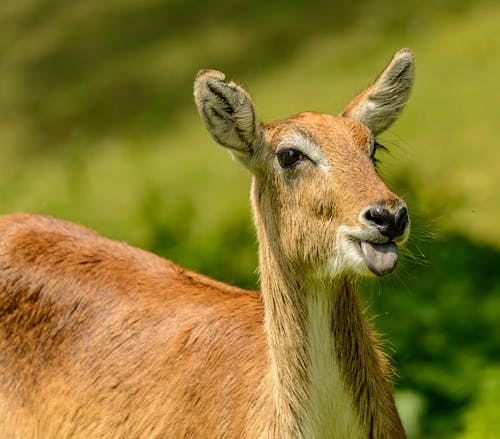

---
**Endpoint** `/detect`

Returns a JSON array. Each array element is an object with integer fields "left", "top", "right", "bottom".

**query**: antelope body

[{"left": 0, "top": 49, "right": 415, "bottom": 438}]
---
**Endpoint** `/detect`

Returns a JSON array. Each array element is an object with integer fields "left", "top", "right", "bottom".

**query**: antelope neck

[{"left": 258, "top": 246, "right": 392, "bottom": 438}]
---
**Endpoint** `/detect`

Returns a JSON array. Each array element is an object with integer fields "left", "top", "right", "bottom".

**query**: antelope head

[{"left": 194, "top": 49, "right": 414, "bottom": 280}]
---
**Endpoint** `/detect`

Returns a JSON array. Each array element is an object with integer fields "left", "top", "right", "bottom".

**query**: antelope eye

[
  {"left": 276, "top": 148, "right": 303, "bottom": 168},
  {"left": 370, "top": 140, "right": 388, "bottom": 163}
]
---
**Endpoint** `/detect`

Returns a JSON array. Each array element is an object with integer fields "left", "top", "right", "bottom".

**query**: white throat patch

[{"left": 303, "top": 287, "right": 366, "bottom": 438}]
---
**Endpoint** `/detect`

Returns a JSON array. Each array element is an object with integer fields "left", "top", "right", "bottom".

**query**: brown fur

[
  {"left": 0, "top": 49, "right": 415, "bottom": 438},
  {"left": 250, "top": 114, "right": 406, "bottom": 438},
  {"left": 0, "top": 214, "right": 270, "bottom": 438}
]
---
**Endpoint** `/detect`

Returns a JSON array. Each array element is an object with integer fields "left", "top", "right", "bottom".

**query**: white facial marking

[{"left": 330, "top": 226, "right": 372, "bottom": 277}]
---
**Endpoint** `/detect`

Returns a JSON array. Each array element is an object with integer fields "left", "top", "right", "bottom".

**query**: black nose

[{"left": 363, "top": 206, "right": 409, "bottom": 240}]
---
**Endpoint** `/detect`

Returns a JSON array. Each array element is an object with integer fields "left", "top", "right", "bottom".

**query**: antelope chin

[{"left": 360, "top": 241, "right": 399, "bottom": 276}]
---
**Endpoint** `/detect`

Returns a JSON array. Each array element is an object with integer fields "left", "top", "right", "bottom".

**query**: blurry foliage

[
  {"left": 364, "top": 233, "right": 500, "bottom": 437},
  {"left": 457, "top": 367, "right": 500, "bottom": 439},
  {"left": 0, "top": 1, "right": 499, "bottom": 438},
  {"left": 0, "top": 0, "right": 496, "bottom": 151}
]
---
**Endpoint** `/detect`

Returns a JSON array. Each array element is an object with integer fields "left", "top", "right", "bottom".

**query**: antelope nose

[{"left": 363, "top": 206, "right": 409, "bottom": 240}]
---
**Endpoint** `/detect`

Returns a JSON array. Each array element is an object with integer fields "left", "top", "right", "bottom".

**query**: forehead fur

[{"left": 264, "top": 112, "right": 373, "bottom": 154}]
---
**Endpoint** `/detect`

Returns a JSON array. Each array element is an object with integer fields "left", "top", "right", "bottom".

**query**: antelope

[{"left": 0, "top": 48, "right": 415, "bottom": 438}]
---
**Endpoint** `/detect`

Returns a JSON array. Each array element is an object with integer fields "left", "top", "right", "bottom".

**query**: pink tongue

[{"left": 360, "top": 242, "right": 399, "bottom": 276}]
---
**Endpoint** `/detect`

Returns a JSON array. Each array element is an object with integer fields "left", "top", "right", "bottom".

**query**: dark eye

[
  {"left": 370, "top": 140, "right": 387, "bottom": 163},
  {"left": 276, "top": 148, "right": 303, "bottom": 168}
]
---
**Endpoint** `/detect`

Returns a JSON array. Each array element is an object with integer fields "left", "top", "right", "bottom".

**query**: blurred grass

[{"left": 0, "top": 0, "right": 499, "bottom": 437}]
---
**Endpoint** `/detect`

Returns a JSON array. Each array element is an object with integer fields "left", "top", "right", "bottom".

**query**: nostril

[
  {"left": 365, "top": 209, "right": 384, "bottom": 226},
  {"left": 363, "top": 205, "right": 409, "bottom": 240},
  {"left": 395, "top": 207, "right": 409, "bottom": 233},
  {"left": 364, "top": 207, "right": 391, "bottom": 225},
  {"left": 362, "top": 204, "right": 410, "bottom": 241},
  {"left": 363, "top": 207, "right": 393, "bottom": 233}
]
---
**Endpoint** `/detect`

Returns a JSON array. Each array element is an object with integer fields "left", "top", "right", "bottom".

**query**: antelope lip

[{"left": 359, "top": 241, "right": 399, "bottom": 276}]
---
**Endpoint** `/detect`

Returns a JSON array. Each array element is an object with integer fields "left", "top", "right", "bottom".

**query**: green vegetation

[
  {"left": 0, "top": 1, "right": 499, "bottom": 437},
  {"left": 458, "top": 367, "right": 500, "bottom": 439}
]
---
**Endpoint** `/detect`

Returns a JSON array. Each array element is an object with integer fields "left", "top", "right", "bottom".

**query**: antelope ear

[
  {"left": 342, "top": 48, "right": 415, "bottom": 135},
  {"left": 194, "top": 69, "right": 263, "bottom": 165}
]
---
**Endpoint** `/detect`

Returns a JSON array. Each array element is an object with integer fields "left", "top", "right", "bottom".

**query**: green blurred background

[{"left": 1, "top": 0, "right": 499, "bottom": 437}]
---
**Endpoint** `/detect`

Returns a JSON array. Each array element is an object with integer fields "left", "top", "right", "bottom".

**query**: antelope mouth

[{"left": 359, "top": 241, "right": 399, "bottom": 276}]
